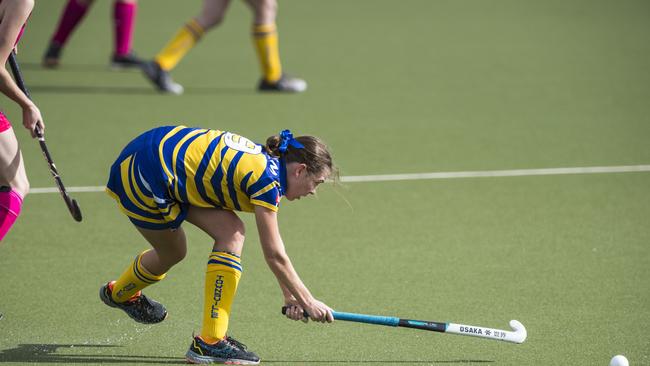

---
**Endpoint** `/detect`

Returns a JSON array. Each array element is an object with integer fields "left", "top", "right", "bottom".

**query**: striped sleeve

[{"left": 249, "top": 180, "right": 281, "bottom": 211}]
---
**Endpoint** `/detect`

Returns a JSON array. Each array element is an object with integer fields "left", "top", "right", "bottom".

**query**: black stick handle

[
  {"left": 7, "top": 51, "right": 43, "bottom": 138},
  {"left": 7, "top": 52, "right": 30, "bottom": 98}
]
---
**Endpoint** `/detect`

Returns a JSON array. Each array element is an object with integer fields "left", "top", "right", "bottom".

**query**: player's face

[{"left": 285, "top": 163, "right": 329, "bottom": 201}]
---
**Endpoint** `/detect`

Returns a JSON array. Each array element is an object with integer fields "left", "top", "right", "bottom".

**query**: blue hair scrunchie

[
  {"left": 278, "top": 129, "right": 304, "bottom": 154},
  {"left": 278, "top": 129, "right": 304, "bottom": 197}
]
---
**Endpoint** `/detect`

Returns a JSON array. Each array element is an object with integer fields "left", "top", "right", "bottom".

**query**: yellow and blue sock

[
  {"left": 252, "top": 23, "right": 282, "bottom": 83},
  {"left": 201, "top": 251, "right": 242, "bottom": 343},
  {"left": 111, "top": 250, "right": 166, "bottom": 302},
  {"left": 155, "top": 19, "right": 205, "bottom": 71}
]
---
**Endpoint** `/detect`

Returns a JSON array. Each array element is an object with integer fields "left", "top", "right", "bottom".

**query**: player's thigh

[
  {"left": 0, "top": 128, "right": 28, "bottom": 195},
  {"left": 186, "top": 206, "right": 245, "bottom": 254}
]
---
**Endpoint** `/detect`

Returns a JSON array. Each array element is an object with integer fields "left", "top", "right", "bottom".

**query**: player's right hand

[
  {"left": 302, "top": 299, "right": 334, "bottom": 323},
  {"left": 22, "top": 103, "right": 44, "bottom": 138}
]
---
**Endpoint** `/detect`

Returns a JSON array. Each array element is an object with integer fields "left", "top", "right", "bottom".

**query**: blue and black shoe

[
  {"left": 258, "top": 74, "right": 307, "bottom": 93},
  {"left": 141, "top": 61, "right": 184, "bottom": 95},
  {"left": 185, "top": 335, "right": 260, "bottom": 365},
  {"left": 99, "top": 281, "right": 167, "bottom": 324},
  {"left": 110, "top": 52, "right": 144, "bottom": 70}
]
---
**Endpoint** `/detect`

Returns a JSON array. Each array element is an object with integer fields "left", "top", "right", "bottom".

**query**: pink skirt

[{"left": 0, "top": 111, "right": 12, "bottom": 133}]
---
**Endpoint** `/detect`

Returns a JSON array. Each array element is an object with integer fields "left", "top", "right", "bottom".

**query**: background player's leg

[
  {"left": 248, "top": 0, "right": 281, "bottom": 83},
  {"left": 43, "top": 0, "right": 95, "bottom": 68},
  {"left": 155, "top": 0, "right": 232, "bottom": 71},
  {"left": 111, "top": 0, "right": 142, "bottom": 68},
  {"left": 142, "top": 0, "right": 231, "bottom": 94},
  {"left": 246, "top": 0, "right": 306, "bottom": 92}
]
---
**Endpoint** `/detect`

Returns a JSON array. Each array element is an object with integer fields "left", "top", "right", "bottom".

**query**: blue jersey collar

[{"left": 279, "top": 157, "right": 288, "bottom": 196}]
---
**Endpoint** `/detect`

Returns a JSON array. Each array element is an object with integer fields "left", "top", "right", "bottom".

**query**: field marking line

[
  {"left": 340, "top": 164, "right": 650, "bottom": 182},
  {"left": 29, "top": 164, "right": 650, "bottom": 194},
  {"left": 30, "top": 186, "right": 105, "bottom": 194}
]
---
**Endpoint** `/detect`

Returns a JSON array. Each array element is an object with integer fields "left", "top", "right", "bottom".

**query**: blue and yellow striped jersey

[{"left": 154, "top": 125, "right": 282, "bottom": 212}]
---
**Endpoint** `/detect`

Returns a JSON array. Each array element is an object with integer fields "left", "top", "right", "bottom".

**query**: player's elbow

[{"left": 263, "top": 250, "right": 289, "bottom": 270}]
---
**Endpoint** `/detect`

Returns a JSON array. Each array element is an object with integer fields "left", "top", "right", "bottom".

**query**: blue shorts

[{"left": 106, "top": 127, "right": 189, "bottom": 230}]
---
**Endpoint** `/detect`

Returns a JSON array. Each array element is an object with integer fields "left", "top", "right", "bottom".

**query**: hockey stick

[
  {"left": 281, "top": 307, "right": 527, "bottom": 344},
  {"left": 7, "top": 51, "right": 82, "bottom": 222}
]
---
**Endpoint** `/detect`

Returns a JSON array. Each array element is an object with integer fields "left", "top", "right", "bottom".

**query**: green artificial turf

[{"left": 1, "top": 0, "right": 649, "bottom": 365}]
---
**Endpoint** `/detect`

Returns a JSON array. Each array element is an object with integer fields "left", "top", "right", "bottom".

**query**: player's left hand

[{"left": 283, "top": 299, "right": 309, "bottom": 323}]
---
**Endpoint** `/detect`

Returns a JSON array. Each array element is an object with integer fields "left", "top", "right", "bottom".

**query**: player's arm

[
  {"left": 0, "top": 0, "right": 43, "bottom": 136},
  {"left": 0, "top": 0, "right": 32, "bottom": 104},
  {"left": 254, "top": 205, "right": 333, "bottom": 322}
]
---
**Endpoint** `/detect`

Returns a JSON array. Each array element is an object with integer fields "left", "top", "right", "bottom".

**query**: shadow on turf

[
  {"left": 0, "top": 344, "right": 494, "bottom": 364},
  {"left": 27, "top": 85, "right": 252, "bottom": 96},
  {"left": 18, "top": 62, "right": 256, "bottom": 95},
  {"left": 19, "top": 62, "right": 112, "bottom": 72},
  {"left": 0, "top": 344, "right": 185, "bottom": 364}
]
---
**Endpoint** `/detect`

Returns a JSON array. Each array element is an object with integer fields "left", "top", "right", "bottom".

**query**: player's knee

[
  {"left": 196, "top": 13, "right": 224, "bottom": 30},
  {"left": 212, "top": 231, "right": 245, "bottom": 255},
  {"left": 254, "top": 0, "right": 277, "bottom": 22},
  {"left": 232, "top": 230, "right": 245, "bottom": 248},
  {"left": 229, "top": 220, "right": 246, "bottom": 247}
]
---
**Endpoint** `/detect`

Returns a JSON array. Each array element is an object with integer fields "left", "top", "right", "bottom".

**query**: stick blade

[
  {"left": 507, "top": 320, "right": 527, "bottom": 344},
  {"left": 70, "top": 199, "right": 82, "bottom": 222}
]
